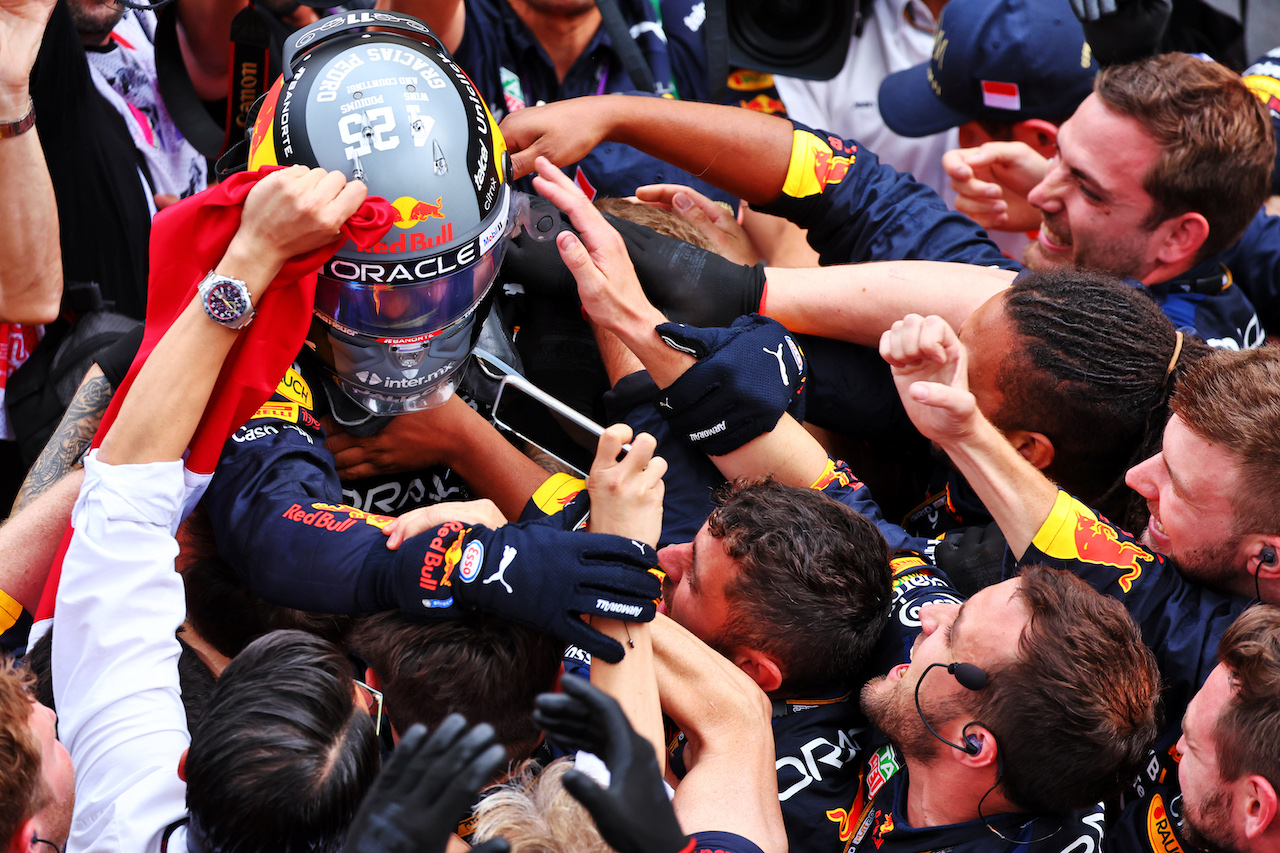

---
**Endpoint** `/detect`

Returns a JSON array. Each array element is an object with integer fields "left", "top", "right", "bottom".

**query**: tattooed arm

[{"left": 12, "top": 363, "right": 112, "bottom": 514}]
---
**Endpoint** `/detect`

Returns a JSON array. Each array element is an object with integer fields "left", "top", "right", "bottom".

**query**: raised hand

[
  {"left": 586, "top": 424, "right": 665, "bottom": 547},
  {"left": 533, "top": 675, "right": 689, "bottom": 853},
  {"left": 231, "top": 166, "right": 367, "bottom": 285},
  {"left": 879, "top": 313, "right": 979, "bottom": 446},
  {"left": 342, "top": 717, "right": 510, "bottom": 853},
  {"left": 530, "top": 156, "right": 662, "bottom": 336}
]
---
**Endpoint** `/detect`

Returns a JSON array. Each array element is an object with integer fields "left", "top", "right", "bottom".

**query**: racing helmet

[{"left": 247, "top": 11, "right": 518, "bottom": 413}]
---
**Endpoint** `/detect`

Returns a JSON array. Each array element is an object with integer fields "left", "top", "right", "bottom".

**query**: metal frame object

[{"left": 472, "top": 348, "right": 629, "bottom": 475}]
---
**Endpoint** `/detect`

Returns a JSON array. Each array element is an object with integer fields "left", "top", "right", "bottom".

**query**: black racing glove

[
  {"left": 501, "top": 208, "right": 579, "bottom": 300},
  {"left": 932, "top": 522, "right": 1012, "bottom": 599},
  {"left": 399, "top": 521, "right": 663, "bottom": 664},
  {"left": 343, "top": 717, "right": 510, "bottom": 853},
  {"left": 533, "top": 675, "right": 690, "bottom": 853},
  {"left": 655, "top": 314, "right": 806, "bottom": 456},
  {"left": 607, "top": 215, "right": 767, "bottom": 328},
  {"left": 1068, "top": 0, "right": 1171, "bottom": 65}
]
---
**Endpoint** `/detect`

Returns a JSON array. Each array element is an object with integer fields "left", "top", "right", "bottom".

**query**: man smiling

[{"left": 500, "top": 53, "right": 1274, "bottom": 348}]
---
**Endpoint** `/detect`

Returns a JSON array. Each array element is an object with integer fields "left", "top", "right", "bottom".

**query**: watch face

[{"left": 207, "top": 281, "right": 251, "bottom": 322}]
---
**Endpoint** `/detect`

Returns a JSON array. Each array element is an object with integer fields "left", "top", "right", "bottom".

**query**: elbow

[{"left": 0, "top": 279, "right": 63, "bottom": 324}]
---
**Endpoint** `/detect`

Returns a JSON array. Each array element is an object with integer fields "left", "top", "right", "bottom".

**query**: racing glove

[
  {"left": 655, "top": 314, "right": 807, "bottom": 456},
  {"left": 533, "top": 676, "right": 691, "bottom": 853},
  {"left": 398, "top": 520, "right": 663, "bottom": 664},
  {"left": 932, "top": 522, "right": 1013, "bottom": 599},
  {"left": 609, "top": 215, "right": 767, "bottom": 328},
  {"left": 343, "top": 717, "right": 510, "bottom": 853}
]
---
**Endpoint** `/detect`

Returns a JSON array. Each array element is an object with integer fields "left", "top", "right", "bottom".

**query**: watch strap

[{"left": 0, "top": 98, "right": 35, "bottom": 139}]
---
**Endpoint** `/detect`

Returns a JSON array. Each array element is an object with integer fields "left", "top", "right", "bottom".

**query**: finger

[
  {"left": 412, "top": 720, "right": 496, "bottom": 802},
  {"left": 334, "top": 176, "right": 370, "bottom": 218},
  {"left": 376, "top": 722, "right": 428, "bottom": 790},
  {"left": 385, "top": 521, "right": 406, "bottom": 550},
  {"left": 315, "top": 167, "right": 350, "bottom": 201},
  {"left": 676, "top": 188, "right": 735, "bottom": 227},
  {"left": 324, "top": 428, "right": 360, "bottom": 454},
  {"left": 592, "top": 423, "right": 634, "bottom": 474},
  {"left": 908, "top": 380, "right": 978, "bottom": 420},
  {"left": 556, "top": 231, "right": 607, "bottom": 302},
  {"left": 918, "top": 315, "right": 953, "bottom": 364},
  {"left": 561, "top": 769, "right": 619, "bottom": 818},
  {"left": 335, "top": 463, "right": 375, "bottom": 482}
]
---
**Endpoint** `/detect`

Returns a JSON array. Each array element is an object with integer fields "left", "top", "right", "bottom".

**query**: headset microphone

[
  {"left": 910, "top": 661, "right": 1064, "bottom": 844},
  {"left": 914, "top": 662, "right": 989, "bottom": 755}
]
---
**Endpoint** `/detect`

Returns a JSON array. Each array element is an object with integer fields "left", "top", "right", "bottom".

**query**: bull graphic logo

[
  {"left": 1071, "top": 517, "right": 1151, "bottom": 591},
  {"left": 391, "top": 195, "right": 446, "bottom": 228}
]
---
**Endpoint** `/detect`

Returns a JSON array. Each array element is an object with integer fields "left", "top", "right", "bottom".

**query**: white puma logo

[
  {"left": 632, "top": 540, "right": 647, "bottom": 554},
  {"left": 764, "top": 344, "right": 789, "bottom": 386},
  {"left": 485, "top": 545, "right": 516, "bottom": 594}
]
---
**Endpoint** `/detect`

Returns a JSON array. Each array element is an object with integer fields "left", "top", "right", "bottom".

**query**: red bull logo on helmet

[{"left": 392, "top": 195, "right": 446, "bottom": 226}]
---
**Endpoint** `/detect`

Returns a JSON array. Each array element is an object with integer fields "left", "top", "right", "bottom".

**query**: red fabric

[{"left": 35, "top": 167, "right": 395, "bottom": 621}]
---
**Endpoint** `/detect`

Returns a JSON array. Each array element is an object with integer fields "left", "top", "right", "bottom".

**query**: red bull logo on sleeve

[{"left": 1071, "top": 516, "right": 1152, "bottom": 590}]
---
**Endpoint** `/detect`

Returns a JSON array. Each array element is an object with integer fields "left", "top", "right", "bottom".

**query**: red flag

[{"left": 35, "top": 167, "right": 396, "bottom": 621}]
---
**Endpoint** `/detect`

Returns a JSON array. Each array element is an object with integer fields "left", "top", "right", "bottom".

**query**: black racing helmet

[{"left": 248, "top": 10, "right": 521, "bottom": 413}]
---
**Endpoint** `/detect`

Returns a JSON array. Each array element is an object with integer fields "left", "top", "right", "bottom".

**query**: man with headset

[
  {"left": 881, "top": 312, "right": 1280, "bottom": 852},
  {"left": 534, "top": 155, "right": 1162, "bottom": 853}
]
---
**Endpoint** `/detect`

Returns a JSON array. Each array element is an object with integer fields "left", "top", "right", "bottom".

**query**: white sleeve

[{"left": 53, "top": 452, "right": 194, "bottom": 853}]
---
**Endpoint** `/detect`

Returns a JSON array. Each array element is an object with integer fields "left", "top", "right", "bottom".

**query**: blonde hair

[
  {"left": 593, "top": 197, "right": 718, "bottom": 252},
  {"left": 471, "top": 758, "right": 612, "bottom": 853}
]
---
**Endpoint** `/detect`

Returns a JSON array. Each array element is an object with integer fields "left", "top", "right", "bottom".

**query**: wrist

[{"left": 216, "top": 237, "right": 284, "bottom": 299}]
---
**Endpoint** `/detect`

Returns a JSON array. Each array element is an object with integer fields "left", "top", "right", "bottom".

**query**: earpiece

[
  {"left": 964, "top": 733, "right": 983, "bottom": 754},
  {"left": 1261, "top": 546, "right": 1276, "bottom": 566}
]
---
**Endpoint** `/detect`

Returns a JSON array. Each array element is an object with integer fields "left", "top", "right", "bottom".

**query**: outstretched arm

[
  {"left": 503, "top": 95, "right": 795, "bottom": 205},
  {"left": 0, "top": 0, "right": 61, "bottom": 323},
  {"left": 100, "top": 167, "right": 366, "bottom": 464}
]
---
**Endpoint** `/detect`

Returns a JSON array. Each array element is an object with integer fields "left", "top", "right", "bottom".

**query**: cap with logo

[
  {"left": 248, "top": 10, "right": 519, "bottom": 413},
  {"left": 878, "top": 0, "right": 1099, "bottom": 138}
]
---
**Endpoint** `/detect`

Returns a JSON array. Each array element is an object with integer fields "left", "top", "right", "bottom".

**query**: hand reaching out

[
  {"left": 531, "top": 156, "right": 665, "bottom": 337},
  {"left": 586, "top": 424, "right": 666, "bottom": 547},
  {"left": 342, "top": 717, "right": 510, "bottom": 853},
  {"left": 499, "top": 98, "right": 617, "bottom": 180},
  {"left": 633, "top": 184, "right": 761, "bottom": 266},
  {"left": 383, "top": 499, "right": 508, "bottom": 550},
  {"left": 532, "top": 675, "right": 689, "bottom": 853},
  {"left": 879, "top": 314, "right": 980, "bottom": 446}
]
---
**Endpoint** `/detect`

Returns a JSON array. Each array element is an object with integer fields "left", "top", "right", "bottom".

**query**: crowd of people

[{"left": 2, "top": 0, "right": 1280, "bottom": 851}]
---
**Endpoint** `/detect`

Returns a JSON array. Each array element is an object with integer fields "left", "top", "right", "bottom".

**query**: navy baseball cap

[{"left": 879, "top": 0, "right": 1099, "bottom": 137}]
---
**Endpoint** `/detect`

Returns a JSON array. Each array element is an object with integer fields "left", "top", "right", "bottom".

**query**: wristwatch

[{"left": 198, "top": 271, "right": 256, "bottom": 329}]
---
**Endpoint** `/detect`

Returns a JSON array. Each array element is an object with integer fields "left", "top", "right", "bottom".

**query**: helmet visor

[{"left": 314, "top": 242, "right": 506, "bottom": 342}]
